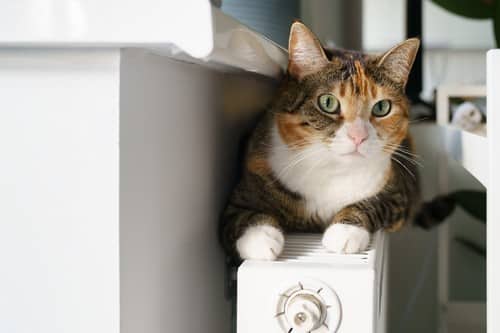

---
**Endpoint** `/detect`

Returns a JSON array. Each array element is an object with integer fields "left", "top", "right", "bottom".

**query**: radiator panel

[{"left": 237, "top": 231, "right": 387, "bottom": 333}]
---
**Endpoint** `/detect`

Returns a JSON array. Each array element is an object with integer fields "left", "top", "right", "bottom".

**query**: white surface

[
  {"left": 0, "top": 50, "right": 120, "bottom": 333},
  {"left": 423, "top": 1, "right": 495, "bottom": 50},
  {"left": 238, "top": 232, "right": 386, "bottom": 333},
  {"left": 0, "top": 1, "right": 287, "bottom": 77},
  {"left": 362, "top": 0, "right": 495, "bottom": 51},
  {"left": 0, "top": 0, "right": 213, "bottom": 58},
  {"left": 119, "top": 49, "right": 237, "bottom": 332},
  {"left": 436, "top": 85, "right": 486, "bottom": 126},
  {"left": 441, "top": 126, "right": 488, "bottom": 186},
  {"left": 208, "top": 10, "right": 286, "bottom": 76},
  {"left": 422, "top": 50, "right": 487, "bottom": 102},
  {"left": 436, "top": 85, "right": 488, "bottom": 186},
  {"left": 278, "top": 233, "right": 378, "bottom": 266},
  {"left": 362, "top": 0, "right": 405, "bottom": 51},
  {"left": 487, "top": 49, "right": 500, "bottom": 333},
  {"left": 0, "top": 46, "right": 279, "bottom": 332}
]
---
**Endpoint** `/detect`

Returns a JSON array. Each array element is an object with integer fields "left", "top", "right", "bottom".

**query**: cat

[{"left": 221, "top": 21, "right": 421, "bottom": 261}]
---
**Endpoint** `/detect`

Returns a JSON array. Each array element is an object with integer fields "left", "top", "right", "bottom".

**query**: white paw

[
  {"left": 322, "top": 224, "right": 370, "bottom": 254},
  {"left": 236, "top": 224, "right": 284, "bottom": 260}
]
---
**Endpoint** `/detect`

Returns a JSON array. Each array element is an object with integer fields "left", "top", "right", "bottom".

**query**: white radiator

[{"left": 237, "top": 231, "right": 388, "bottom": 333}]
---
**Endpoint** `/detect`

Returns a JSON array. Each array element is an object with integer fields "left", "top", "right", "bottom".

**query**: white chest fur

[{"left": 269, "top": 127, "right": 390, "bottom": 222}]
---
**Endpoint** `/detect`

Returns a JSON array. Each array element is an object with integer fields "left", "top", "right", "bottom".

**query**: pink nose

[{"left": 347, "top": 120, "right": 368, "bottom": 146}]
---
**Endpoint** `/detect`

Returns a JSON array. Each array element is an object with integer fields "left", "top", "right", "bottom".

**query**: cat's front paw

[
  {"left": 236, "top": 224, "right": 284, "bottom": 260},
  {"left": 322, "top": 223, "right": 370, "bottom": 254}
]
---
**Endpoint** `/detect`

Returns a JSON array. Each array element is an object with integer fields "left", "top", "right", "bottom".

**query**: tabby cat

[{"left": 221, "top": 22, "right": 421, "bottom": 261}]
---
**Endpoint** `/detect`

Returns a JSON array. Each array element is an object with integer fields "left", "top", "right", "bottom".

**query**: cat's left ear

[
  {"left": 288, "top": 21, "right": 329, "bottom": 79},
  {"left": 377, "top": 38, "right": 420, "bottom": 88}
]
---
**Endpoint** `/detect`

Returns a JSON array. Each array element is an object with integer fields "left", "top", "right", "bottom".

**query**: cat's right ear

[{"left": 288, "top": 21, "right": 329, "bottom": 79}]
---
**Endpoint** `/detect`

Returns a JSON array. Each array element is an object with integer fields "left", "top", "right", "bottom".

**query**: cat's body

[{"left": 221, "top": 22, "right": 421, "bottom": 261}]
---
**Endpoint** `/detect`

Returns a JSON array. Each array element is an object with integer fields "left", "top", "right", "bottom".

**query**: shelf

[
  {"left": 0, "top": 1, "right": 287, "bottom": 78},
  {"left": 441, "top": 125, "right": 488, "bottom": 187}
]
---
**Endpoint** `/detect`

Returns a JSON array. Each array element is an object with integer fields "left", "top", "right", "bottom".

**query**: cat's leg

[
  {"left": 222, "top": 206, "right": 284, "bottom": 261},
  {"left": 322, "top": 211, "right": 371, "bottom": 254},
  {"left": 322, "top": 193, "right": 410, "bottom": 253}
]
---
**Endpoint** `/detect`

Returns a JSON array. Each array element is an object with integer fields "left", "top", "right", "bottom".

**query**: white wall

[
  {"left": 423, "top": 1, "right": 495, "bottom": 49},
  {"left": 0, "top": 49, "right": 120, "bottom": 333},
  {"left": 362, "top": 0, "right": 495, "bottom": 51},
  {"left": 120, "top": 49, "right": 228, "bottom": 333},
  {"left": 362, "top": 0, "right": 406, "bottom": 51},
  {"left": 119, "top": 49, "right": 278, "bottom": 333}
]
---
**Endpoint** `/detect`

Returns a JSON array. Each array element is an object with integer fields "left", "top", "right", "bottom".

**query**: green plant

[{"left": 431, "top": 0, "right": 500, "bottom": 46}]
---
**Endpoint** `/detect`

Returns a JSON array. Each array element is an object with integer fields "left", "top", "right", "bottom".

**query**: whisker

[
  {"left": 382, "top": 146, "right": 422, "bottom": 165},
  {"left": 395, "top": 152, "right": 424, "bottom": 168},
  {"left": 391, "top": 156, "right": 416, "bottom": 180},
  {"left": 390, "top": 151, "right": 423, "bottom": 167},
  {"left": 394, "top": 149, "right": 421, "bottom": 158},
  {"left": 384, "top": 144, "right": 422, "bottom": 159}
]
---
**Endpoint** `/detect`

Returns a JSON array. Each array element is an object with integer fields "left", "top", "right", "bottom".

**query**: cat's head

[{"left": 271, "top": 22, "right": 419, "bottom": 166}]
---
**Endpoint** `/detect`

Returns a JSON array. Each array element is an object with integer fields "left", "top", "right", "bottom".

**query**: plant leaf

[{"left": 431, "top": 0, "right": 493, "bottom": 19}]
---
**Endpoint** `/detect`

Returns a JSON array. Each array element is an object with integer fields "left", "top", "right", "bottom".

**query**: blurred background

[
  {"left": 219, "top": 1, "right": 490, "bottom": 332},
  {"left": 220, "top": 0, "right": 493, "bottom": 103}
]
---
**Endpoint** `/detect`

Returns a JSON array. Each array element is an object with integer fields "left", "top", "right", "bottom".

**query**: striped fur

[{"left": 221, "top": 22, "right": 420, "bottom": 260}]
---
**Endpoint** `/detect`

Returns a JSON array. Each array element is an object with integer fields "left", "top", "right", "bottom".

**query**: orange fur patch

[
  {"left": 378, "top": 112, "right": 408, "bottom": 149},
  {"left": 353, "top": 61, "right": 368, "bottom": 96},
  {"left": 370, "top": 84, "right": 377, "bottom": 99},
  {"left": 332, "top": 207, "right": 366, "bottom": 227},
  {"left": 275, "top": 113, "right": 313, "bottom": 147},
  {"left": 385, "top": 219, "right": 405, "bottom": 232},
  {"left": 247, "top": 155, "right": 271, "bottom": 175},
  {"left": 339, "top": 83, "right": 346, "bottom": 97}
]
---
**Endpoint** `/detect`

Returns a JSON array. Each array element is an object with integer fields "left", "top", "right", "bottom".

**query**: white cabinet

[
  {"left": 0, "top": 48, "right": 121, "bottom": 333},
  {"left": 0, "top": 3, "right": 286, "bottom": 333}
]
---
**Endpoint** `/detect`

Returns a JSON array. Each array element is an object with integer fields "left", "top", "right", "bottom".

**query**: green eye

[
  {"left": 318, "top": 94, "right": 340, "bottom": 114},
  {"left": 372, "top": 99, "right": 392, "bottom": 117}
]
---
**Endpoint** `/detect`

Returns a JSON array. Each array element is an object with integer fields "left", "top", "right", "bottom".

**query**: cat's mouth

[{"left": 341, "top": 150, "right": 365, "bottom": 158}]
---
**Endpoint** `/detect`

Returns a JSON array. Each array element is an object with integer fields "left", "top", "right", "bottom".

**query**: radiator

[{"left": 237, "top": 231, "right": 388, "bottom": 333}]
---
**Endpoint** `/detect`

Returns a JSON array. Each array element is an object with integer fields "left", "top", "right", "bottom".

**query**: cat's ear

[
  {"left": 288, "top": 21, "right": 329, "bottom": 79},
  {"left": 377, "top": 38, "right": 420, "bottom": 88}
]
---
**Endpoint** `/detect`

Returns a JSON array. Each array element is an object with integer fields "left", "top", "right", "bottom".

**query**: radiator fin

[{"left": 278, "top": 233, "right": 375, "bottom": 265}]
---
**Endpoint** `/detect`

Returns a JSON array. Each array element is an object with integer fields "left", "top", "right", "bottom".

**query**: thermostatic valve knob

[{"left": 285, "top": 292, "right": 323, "bottom": 332}]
